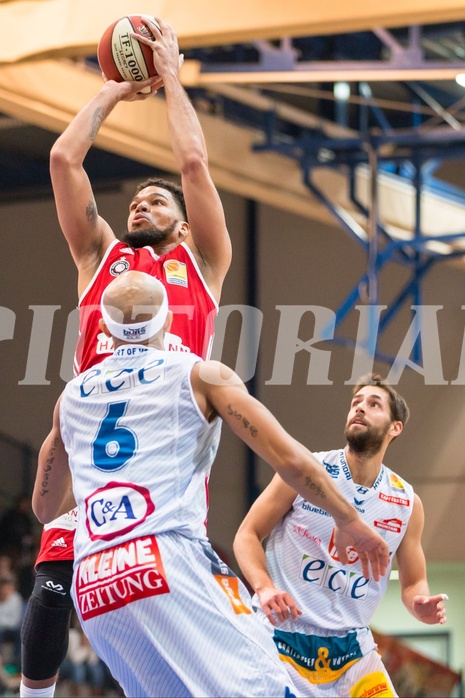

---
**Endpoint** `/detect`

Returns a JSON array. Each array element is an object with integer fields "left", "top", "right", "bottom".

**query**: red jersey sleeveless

[
  {"left": 36, "top": 239, "right": 218, "bottom": 565},
  {"left": 75, "top": 239, "right": 217, "bottom": 373}
]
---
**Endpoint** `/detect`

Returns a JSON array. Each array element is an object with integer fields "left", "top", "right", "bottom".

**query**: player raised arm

[
  {"left": 49, "top": 78, "right": 160, "bottom": 295},
  {"left": 134, "top": 19, "right": 232, "bottom": 301},
  {"left": 192, "top": 361, "right": 389, "bottom": 581}
]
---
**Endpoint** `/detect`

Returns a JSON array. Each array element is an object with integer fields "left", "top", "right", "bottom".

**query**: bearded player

[{"left": 20, "top": 19, "right": 231, "bottom": 698}]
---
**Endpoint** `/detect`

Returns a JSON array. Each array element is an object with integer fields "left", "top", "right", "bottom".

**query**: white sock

[{"left": 20, "top": 681, "right": 56, "bottom": 698}]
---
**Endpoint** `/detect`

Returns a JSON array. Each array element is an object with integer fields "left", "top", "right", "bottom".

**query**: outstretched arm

[
  {"left": 396, "top": 494, "right": 448, "bottom": 625},
  {"left": 136, "top": 19, "right": 232, "bottom": 301},
  {"left": 193, "top": 361, "right": 389, "bottom": 581},
  {"left": 49, "top": 77, "right": 161, "bottom": 295},
  {"left": 32, "top": 398, "right": 76, "bottom": 523}
]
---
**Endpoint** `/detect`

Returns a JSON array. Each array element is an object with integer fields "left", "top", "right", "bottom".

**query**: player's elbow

[
  {"left": 179, "top": 149, "right": 208, "bottom": 178},
  {"left": 50, "top": 141, "right": 76, "bottom": 177},
  {"left": 273, "top": 448, "right": 307, "bottom": 480},
  {"left": 32, "top": 494, "right": 56, "bottom": 524},
  {"left": 232, "top": 526, "right": 260, "bottom": 568},
  {"left": 233, "top": 523, "right": 251, "bottom": 552}
]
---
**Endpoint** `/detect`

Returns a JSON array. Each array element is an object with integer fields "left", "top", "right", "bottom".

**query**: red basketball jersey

[
  {"left": 75, "top": 239, "right": 217, "bottom": 373},
  {"left": 36, "top": 239, "right": 218, "bottom": 565}
]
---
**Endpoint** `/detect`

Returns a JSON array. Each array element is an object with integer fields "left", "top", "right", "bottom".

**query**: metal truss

[
  {"left": 251, "top": 113, "right": 465, "bottom": 364},
  {"left": 182, "top": 21, "right": 465, "bottom": 365},
  {"left": 184, "top": 25, "right": 465, "bottom": 84}
]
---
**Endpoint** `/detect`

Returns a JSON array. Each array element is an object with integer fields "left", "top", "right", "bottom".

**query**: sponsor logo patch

[
  {"left": 214, "top": 575, "right": 251, "bottom": 615},
  {"left": 51, "top": 536, "right": 68, "bottom": 548},
  {"left": 44, "top": 509, "right": 78, "bottom": 531},
  {"left": 164, "top": 332, "right": 191, "bottom": 353},
  {"left": 324, "top": 462, "right": 339, "bottom": 478},
  {"left": 44, "top": 580, "right": 66, "bottom": 594},
  {"left": 301, "top": 502, "right": 331, "bottom": 517},
  {"left": 350, "top": 671, "right": 391, "bottom": 697},
  {"left": 389, "top": 473, "right": 406, "bottom": 492},
  {"left": 300, "top": 553, "right": 371, "bottom": 599},
  {"left": 291, "top": 524, "right": 321, "bottom": 546},
  {"left": 163, "top": 259, "right": 188, "bottom": 287},
  {"left": 123, "top": 326, "right": 147, "bottom": 340},
  {"left": 374, "top": 518, "right": 403, "bottom": 533},
  {"left": 328, "top": 529, "right": 359, "bottom": 565},
  {"left": 110, "top": 259, "right": 130, "bottom": 276},
  {"left": 275, "top": 629, "right": 362, "bottom": 685},
  {"left": 85, "top": 482, "right": 155, "bottom": 542},
  {"left": 75, "top": 535, "right": 170, "bottom": 620},
  {"left": 96, "top": 332, "right": 115, "bottom": 356},
  {"left": 379, "top": 492, "right": 410, "bottom": 506}
]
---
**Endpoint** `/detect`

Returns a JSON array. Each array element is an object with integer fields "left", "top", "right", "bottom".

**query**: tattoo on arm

[
  {"left": 89, "top": 107, "right": 105, "bottom": 141},
  {"left": 40, "top": 437, "right": 59, "bottom": 497},
  {"left": 227, "top": 403, "right": 258, "bottom": 437},
  {"left": 304, "top": 476, "right": 326, "bottom": 500},
  {"left": 86, "top": 200, "right": 98, "bottom": 227}
]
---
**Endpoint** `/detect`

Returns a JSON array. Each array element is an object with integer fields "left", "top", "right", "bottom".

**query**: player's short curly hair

[
  {"left": 353, "top": 373, "right": 410, "bottom": 426},
  {"left": 134, "top": 177, "right": 187, "bottom": 221}
]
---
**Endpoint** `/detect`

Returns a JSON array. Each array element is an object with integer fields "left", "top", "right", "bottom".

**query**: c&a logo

[{"left": 85, "top": 481, "right": 154, "bottom": 541}]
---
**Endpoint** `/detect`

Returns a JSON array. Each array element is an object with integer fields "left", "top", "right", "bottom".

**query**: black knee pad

[
  {"left": 32, "top": 560, "right": 74, "bottom": 609},
  {"left": 21, "top": 561, "right": 74, "bottom": 681},
  {"left": 21, "top": 595, "right": 72, "bottom": 680}
]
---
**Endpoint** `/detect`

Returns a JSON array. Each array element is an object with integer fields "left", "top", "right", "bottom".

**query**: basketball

[{"left": 97, "top": 15, "right": 160, "bottom": 93}]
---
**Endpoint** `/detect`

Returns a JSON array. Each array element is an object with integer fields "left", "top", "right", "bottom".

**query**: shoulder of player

[{"left": 190, "top": 360, "right": 242, "bottom": 389}]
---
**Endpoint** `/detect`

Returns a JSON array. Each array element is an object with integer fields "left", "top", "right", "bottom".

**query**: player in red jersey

[
  {"left": 20, "top": 19, "right": 231, "bottom": 698},
  {"left": 74, "top": 232, "right": 219, "bottom": 375}
]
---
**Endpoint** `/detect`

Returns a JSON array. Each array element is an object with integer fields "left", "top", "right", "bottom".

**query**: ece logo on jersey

[{"left": 85, "top": 482, "right": 155, "bottom": 542}]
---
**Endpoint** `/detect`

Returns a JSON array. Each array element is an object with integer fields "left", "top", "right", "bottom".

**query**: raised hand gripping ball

[{"left": 97, "top": 15, "right": 160, "bottom": 93}]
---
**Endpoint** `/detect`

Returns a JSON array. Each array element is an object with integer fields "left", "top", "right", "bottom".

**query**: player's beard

[
  {"left": 121, "top": 220, "right": 178, "bottom": 249},
  {"left": 344, "top": 420, "right": 391, "bottom": 456}
]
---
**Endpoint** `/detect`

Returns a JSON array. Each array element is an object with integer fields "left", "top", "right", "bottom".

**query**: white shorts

[
  {"left": 72, "top": 532, "right": 299, "bottom": 698},
  {"left": 283, "top": 647, "right": 396, "bottom": 697}
]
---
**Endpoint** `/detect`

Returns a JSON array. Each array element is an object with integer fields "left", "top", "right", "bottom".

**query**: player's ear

[
  {"left": 164, "top": 310, "right": 173, "bottom": 332},
  {"left": 99, "top": 318, "right": 112, "bottom": 337},
  {"left": 178, "top": 221, "right": 189, "bottom": 240},
  {"left": 389, "top": 420, "right": 403, "bottom": 439}
]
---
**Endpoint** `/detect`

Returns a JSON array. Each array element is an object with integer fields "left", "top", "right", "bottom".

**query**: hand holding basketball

[
  {"left": 98, "top": 16, "right": 182, "bottom": 95},
  {"left": 130, "top": 18, "right": 183, "bottom": 78}
]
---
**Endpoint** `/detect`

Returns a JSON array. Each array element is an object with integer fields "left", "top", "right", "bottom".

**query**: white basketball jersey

[
  {"left": 60, "top": 346, "right": 222, "bottom": 566},
  {"left": 261, "top": 449, "right": 414, "bottom": 632}
]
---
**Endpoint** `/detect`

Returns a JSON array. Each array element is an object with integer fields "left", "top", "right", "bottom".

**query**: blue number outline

[{"left": 92, "top": 400, "right": 137, "bottom": 472}]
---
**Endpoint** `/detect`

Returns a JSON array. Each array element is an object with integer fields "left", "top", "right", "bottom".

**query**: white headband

[{"left": 101, "top": 286, "right": 169, "bottom": 343}]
